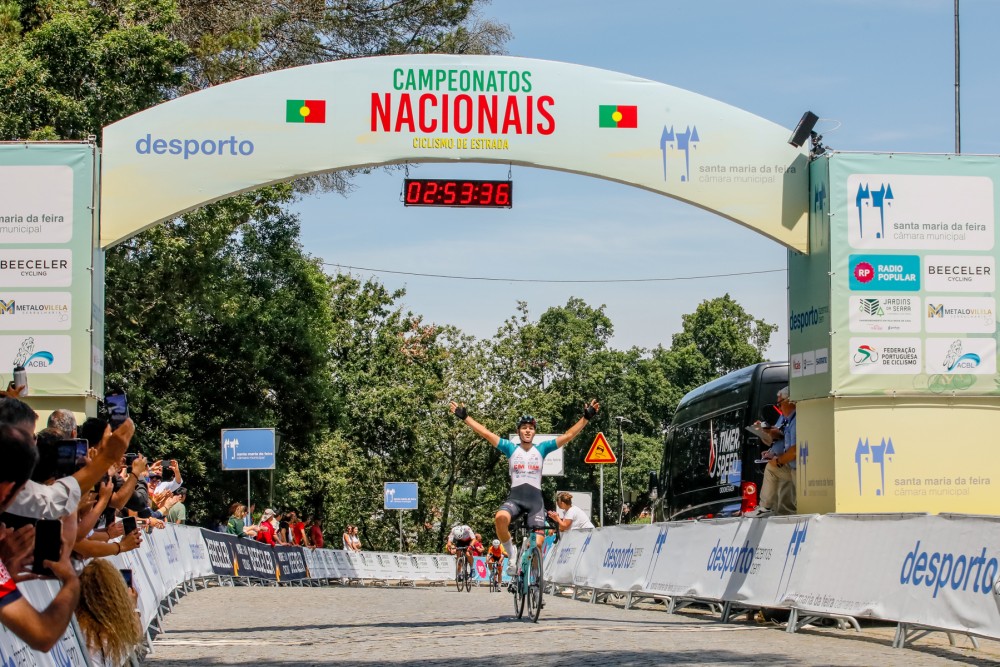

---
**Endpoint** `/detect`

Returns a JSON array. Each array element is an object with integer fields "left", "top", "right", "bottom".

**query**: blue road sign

[
  {"left": 221, "top": 428, "right": 276, "bottom": 470},
  {"left": 384, "top": 482, "right": 418, "bottom": 510}
]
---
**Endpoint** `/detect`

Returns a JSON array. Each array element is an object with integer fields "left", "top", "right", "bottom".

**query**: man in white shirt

[
  {"left": 0, "top": 397, "right": 134, "bottom": 520},
  {"left": 548, "top": 492, "right": 595, "bottom": 531}
]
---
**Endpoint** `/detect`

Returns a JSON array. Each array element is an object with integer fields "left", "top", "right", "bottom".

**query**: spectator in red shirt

[
  {"left": 288, "top": 511, "right": 306, "bottom": 546},
  {"left": 255, "top": 508, "right": 278, "bottom": 546},
  {"left": 307, "top": 516, "right": 324, "bottom": 549}
]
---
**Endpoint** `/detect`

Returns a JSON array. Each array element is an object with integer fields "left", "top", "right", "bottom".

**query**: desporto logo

[
  {"left": 135, "top": 134, "right": 255, "bottom": 160},
  {"left": 899, "top": 540, "right": 998, "bottom": 599},
  {"left": 603, "top": 542, "right": 641, "bottom": 571}
]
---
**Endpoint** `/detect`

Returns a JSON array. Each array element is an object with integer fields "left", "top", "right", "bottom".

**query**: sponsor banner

[
  {"left": 233, "top": 536, "right": 279, "bottom": 579},
  {"left": 429, "top": 554, "right": 457, "bottom": 581},
  {"left": 848, "top": 338, "right": 921, "bottom": 375},
  {"left": 274, "top": 545, "right": 309, "bottom": 581},
  {"left": 642, "top": 520, "right": 742, "bottom": 599},
  {"left": 572, "top": 524, "right": 661, "bottom": 592},
  {"left": 827, "top": 154, "right": 1000, "bottom": 396},
  {"left": 924, "top": 296, "right": 996, "bottom": 334},
  {"left": 331, "top": 549, "right": 359, "bottom": 578},
  {"left": 784, "top": 514, "right": 1000, "bottom": 637},
  {"left": 0, "top": 335, "right": 72, "bottom": 373},
  {"left": 0, "top": 165, "right": 74, "bottom": 243},
  {"left": 0, "top": 249, "right": 72, "bottom": 287},
  {"left": 925, "top": 337, "right": 997, "bottom": 375},
  {"left": 924, "top": 255, "right": 995, "bottom": 293},
  {"left": 849, "top": 254, "right": 921, "bottom": 292},
  {"left": 0, "top": 292, "right": 71, "bottom": 330},
  {"left": 848, "top": 295, "right": 921, "bottom": 333},
  {"left": 14, "top": 580, "right": 89, "bottom": 667},
  {"left": 846, "top": 174, "right": 994, "bottom": 251},
  {"left": 0, "top": 144, "right": 97, "bottom": 397},
  {"left": 101, "top": 55, "right": 808, "bottom": 251},
  {"left": 545, "top": 529, "right": 590, "bottom": 585},
  {"left": 351, "top": 551, "right": 376, "bottom": 579},
  {"left": 200, "top": 529, "right": 238, "bottom": 576}
]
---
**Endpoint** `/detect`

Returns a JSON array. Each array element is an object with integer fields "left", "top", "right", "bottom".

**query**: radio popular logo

[{"left": 849, "top": 255, "right": 920, "bottom": 292}]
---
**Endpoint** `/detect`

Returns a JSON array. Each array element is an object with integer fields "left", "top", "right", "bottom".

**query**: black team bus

[{"left": 653, "top": 361, "right": 789, "bottom": 521}]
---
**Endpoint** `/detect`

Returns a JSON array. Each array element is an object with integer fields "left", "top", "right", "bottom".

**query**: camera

[{"left": 124, "top": 452, "right": 141, "bottom": 467}]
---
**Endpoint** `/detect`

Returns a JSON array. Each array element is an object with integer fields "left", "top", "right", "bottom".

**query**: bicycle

[
  {"left": 453, "top": 546, "right": 473, "bottom": 592},
  {"left": 508, "top": 515, "right": 558, "bottom": 622},
  {"left": 487, "top": 557, "right": 503, "bottom": 592}
]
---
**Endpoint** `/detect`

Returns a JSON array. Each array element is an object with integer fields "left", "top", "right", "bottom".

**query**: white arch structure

[{"left": 101, "top": 55, "right": 809, "bottom": 250}]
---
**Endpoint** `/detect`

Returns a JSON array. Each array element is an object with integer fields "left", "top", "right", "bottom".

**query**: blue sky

[{"left": 293, "top": 1, "right": 1000, "bottom": 360}]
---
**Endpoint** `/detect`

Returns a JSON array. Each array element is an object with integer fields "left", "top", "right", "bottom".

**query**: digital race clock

[{"left": 402, "top": 178, "right": 512, "bottom": 208}]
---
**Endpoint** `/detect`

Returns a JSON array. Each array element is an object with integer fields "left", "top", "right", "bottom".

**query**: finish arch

[{"left": 101, "top": 55, "right": 808, "bottom": 250}]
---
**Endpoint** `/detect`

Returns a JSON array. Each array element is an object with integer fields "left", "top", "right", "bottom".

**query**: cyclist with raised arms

[{"left": 449, "top": 399, "right": 599, "bottom": 574}]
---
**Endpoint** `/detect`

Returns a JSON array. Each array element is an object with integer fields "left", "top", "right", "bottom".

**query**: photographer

[{"left": 0, "top": 423, "right": 81, "bottom": 652}]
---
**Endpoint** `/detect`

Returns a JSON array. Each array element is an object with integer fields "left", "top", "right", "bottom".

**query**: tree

[{"left": 0, "top": 0, "right": 187, "bottom": 140}]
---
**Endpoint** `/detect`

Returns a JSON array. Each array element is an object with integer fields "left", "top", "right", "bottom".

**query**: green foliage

[
  {"left": 0, "top": 0, "right": 779, "bottom": 549},
  {"left": 0, "top": 0, "right": 187, "bottom": 140}
]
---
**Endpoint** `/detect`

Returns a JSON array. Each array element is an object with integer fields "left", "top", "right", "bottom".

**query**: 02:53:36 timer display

[{"left": 402, "top": 178, "right": 512, "bottom": 208}]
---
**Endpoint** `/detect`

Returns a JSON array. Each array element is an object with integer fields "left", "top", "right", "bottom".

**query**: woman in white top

[{"left": 547, "top": 492, "right": 595, "bottom": 531}]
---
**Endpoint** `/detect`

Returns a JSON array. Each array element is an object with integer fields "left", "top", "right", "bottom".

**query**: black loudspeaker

[{"left": 788, "top": 111, "right": 819, "bottom": 148}]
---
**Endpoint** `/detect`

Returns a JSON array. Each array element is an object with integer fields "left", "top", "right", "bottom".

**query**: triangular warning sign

[{"left": 584, "top": 432, "right": 617, "bottom": 464}]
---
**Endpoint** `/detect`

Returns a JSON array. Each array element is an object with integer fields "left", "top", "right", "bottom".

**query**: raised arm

[
  {"left": 555, "top": 399, "right": 600, "bottom": 448},
  {"left": 449, "top": 402, "right": 501, "bottom": 447}
]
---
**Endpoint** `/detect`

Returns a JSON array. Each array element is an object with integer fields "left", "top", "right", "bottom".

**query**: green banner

[{"left": 0, "top": 143, "right": 99, "bottom": 397}]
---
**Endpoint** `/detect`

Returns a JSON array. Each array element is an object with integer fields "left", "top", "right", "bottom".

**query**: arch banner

[{"left": 101, "top": 55, "right": 808, "bottom": 250}]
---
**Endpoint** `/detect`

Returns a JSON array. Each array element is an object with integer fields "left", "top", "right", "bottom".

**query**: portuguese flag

[
  {"left": 599, "top": 105, "right": 638, "bottom": 128},
  {"left": 286, "top": 99, "right": 326, "bottom": 124}
]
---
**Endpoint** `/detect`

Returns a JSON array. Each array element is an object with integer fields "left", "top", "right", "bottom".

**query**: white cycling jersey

[
  {"left": 448, "top": 524, "right": 475, "bottom": 542},
  {"left": 497, "top": 438, "right": 558, "bottom": 490}
]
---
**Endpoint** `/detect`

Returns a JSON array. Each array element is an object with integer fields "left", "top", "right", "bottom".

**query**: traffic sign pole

[{"left": 584, "top": 433, "right": 617, "bottom": 527}]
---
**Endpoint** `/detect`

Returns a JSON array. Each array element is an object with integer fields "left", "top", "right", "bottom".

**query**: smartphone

[
  {"left": 124, "top": 452, "right": 140, "bottom": 467},
  {"left": 122, "top": 516, "right": 137, "bottom": 536},
  {"left": 32, "top": 519, "right": 62, "bottom": 577},
  {"left": 119, "top": 568, "right": 133, "bottom": 588},
  {"left": 105, "top": 391, "right": 129, "bottom": 431},
  {"left": 55, "top": 439, "right": 89, "bottom": 477}
]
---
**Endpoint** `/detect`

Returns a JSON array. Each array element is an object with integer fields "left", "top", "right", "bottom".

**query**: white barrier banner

[
  {"left": 783, "top": 513, "right": 1000, "bottom": 636},
  {"left": 370, "top": 552, "right": 397, "bottom": 581},
  {"left": 544, "top": 529, "right": 591, "bottom": 585},
  {"left": 428, "top": 554, "right": 456, "bottom": 582},
  {"left": 407, "top": 554, "right": 433, "bottom": 580},
  {"left": 351, "top": 551, "right": 376, "bottom": 579},
  {"left": 331, "top": 550, "right": 358, "bottom": 578},
  {"left": 714, "top": 516, "right": 811, "bottom": 609},
  {"left": 571, "top": 525, "right": 663, "bottom": 592},
  {"left": 12, "top": 580, "right": 89, "bottom": 666}
]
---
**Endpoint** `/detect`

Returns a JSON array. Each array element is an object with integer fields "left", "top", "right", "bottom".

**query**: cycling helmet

[
  {"left": 491, "top": 539, "right": 501, "bottom": 547},
  {"left": 516, "top": 414, "right": 536, "bottom": 428}
]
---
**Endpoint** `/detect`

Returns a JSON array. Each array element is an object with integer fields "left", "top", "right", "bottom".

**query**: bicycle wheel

[
  {"left": 512, "top": 563, "right": 525, "bottom": 618},
  {"left": 525, "top": 549, "right": 543, "bottom": 623},
  {"left": 454, "top": 555, "right": 463, "bottom": 592},
  {"left": 464, "top": 559, "right": 473, "bottom": 592}
]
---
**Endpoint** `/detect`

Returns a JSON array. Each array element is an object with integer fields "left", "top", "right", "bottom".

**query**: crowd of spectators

[
  {"left": 222, "top": 504, "right": 327, "bottom": 549},
  {"left": 0, "top": 388, "right": 205, "bottom": 665}
]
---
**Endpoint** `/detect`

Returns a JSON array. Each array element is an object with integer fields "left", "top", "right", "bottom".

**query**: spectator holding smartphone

[
  {"left": 0, "top": 398, "right": 134, "bottom": 521},
  {"left": 0, "top": 423, "right": 81, "bottom": 652}
]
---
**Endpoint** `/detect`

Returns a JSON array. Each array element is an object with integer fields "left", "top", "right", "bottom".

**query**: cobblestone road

[{"left": 146, "top": 583, "right": 1000, "bottom": 666}]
